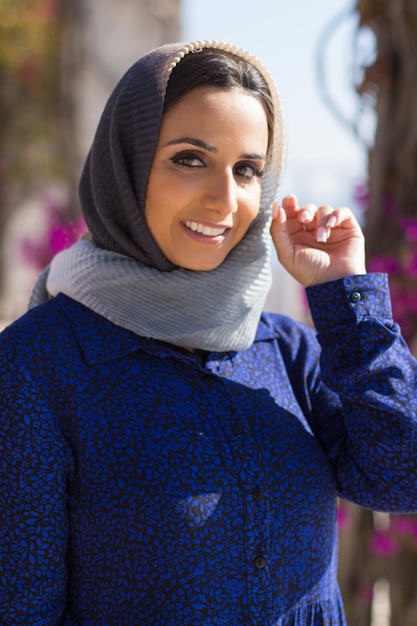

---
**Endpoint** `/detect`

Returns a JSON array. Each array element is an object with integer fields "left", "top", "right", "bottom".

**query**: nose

[{"left": 202, "top": 169, "right": 238, "bottom": 216}]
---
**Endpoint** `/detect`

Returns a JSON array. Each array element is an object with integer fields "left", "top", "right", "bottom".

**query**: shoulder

[
  {"left": 1, "top": 295, "right": 82, "bottom": 354},
  {"left": 257, "top": 311, "right": 318, "bottom": 349},
  {"left": 0, "top": 294, "right": 108, "bottom": 370},
  {"left": 249, "top": 311, "right": 321, "bottom": 373},
  {"left": 1, "top": 294, "right": 145, "bottom": 374}
]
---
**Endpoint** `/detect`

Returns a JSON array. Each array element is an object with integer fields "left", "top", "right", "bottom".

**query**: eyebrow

[
  {"left": 164, "top": 137, "right": 217, "bottom": 152},
  {"left": 164, "top": 137, "right": 266, "bottom": 160}
]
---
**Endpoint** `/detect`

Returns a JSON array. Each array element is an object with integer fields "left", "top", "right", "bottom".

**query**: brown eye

[
  {"left": 234, "top": 162, "right": 264, "bottom": 180},
  {"left": 171, "top": 152, "right": 205, "bottom": 168}
]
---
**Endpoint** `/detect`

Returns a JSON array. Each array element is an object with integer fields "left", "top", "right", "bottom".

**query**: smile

[{"left": 183, "top": 221, "right": 228, "bottom": 237}]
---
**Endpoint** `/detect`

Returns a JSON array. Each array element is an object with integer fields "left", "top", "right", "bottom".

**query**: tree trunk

[
  {"left": 358, "top": 0, "right": 417, "bottom": 352},
  {"left": 338, "top": 2, "right": 417, "bottom": 624}
]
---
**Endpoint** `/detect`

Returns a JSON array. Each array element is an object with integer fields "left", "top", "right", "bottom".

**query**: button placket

[
  {"left": 228, "top": 418, "right": 270, "bottom": 581},
  {"left": 254, "top": 556, "right": 267, "bottom": 569},
  {"left": 231, "top": 422, "right": 245, "bottom": 436},
  {"left": 252, "top": 487, "right": 264, "bottom": 501},
  {"left": 209, "top": 368, "right": 272, "bottom": 609}
]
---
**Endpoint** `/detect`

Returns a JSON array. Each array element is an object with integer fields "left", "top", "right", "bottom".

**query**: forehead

[{"left": 159, "top": 86, "right": 268, "bottom": 145}]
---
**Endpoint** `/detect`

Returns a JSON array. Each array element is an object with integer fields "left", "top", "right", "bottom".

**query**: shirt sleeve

[
  {"left": 304, "top": 272, "right": 417, "bottom": 512},
  {"left": 0, "top": 352, "right": 72, "bottom": 624}
]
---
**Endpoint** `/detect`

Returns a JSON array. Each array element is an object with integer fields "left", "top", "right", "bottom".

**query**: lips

[{"left": 183, "top": 220, "right": 228, "bottom": 237}]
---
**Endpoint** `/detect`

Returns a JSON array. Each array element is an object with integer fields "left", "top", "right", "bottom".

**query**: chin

[
  {"left": 167, "top": 245, "right": 228, "bottom": 271},
  {"left": 177, "top": 257, "right": 226, "bottom": 272},
  {"left": 182, "top": 264, "right": 223, "bottom": 272}
]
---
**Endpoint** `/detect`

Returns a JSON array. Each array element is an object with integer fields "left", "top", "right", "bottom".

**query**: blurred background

[{"left": 0, "top": 1, "right": 416, "bottom": 624}]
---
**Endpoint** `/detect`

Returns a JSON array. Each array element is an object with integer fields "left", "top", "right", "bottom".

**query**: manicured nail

[
  {"left": 284, "top": 194, "right": 298, "bottom": 205},
  {"left": 326, "top": 215, "right": 337, "bottom": 228},
  {"left": 316, "top": 226, "right": 328, "bottom": 243},
  {"left": 300, "top": 210, "right": 310, "bottom": 223}
]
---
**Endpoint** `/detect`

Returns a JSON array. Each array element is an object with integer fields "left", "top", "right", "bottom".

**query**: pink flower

[
  {"left": 20, "top": 191, "right": 86, "bottom": 269},
  {"left": 368, "top": 255, "right": 399, "bottom": 275},
  {"left": 359, "top": 582, "right": 373, "bottom": 605},
  {"left": 337, "top": 504, "right": 350, "bottom": 530},
  {"left": 404, "top": 292, "right": 417, "bottom": 315},
  {"left": 390, "top": 516, "right": 417, "bottom": 547},
  {"left": 370, "top": 529, "right": 399, "bottom": 556},
  {"left": 49, "top": 217, "right": 86, "bottom": 255},
  {"left": 405, "top": 252, "right": 417, "bottom": 277},
  {"left": 402, "top": 217, "right": 417, "bottom": 243},
  {"left": 383, "top": 192, "right": 397, "bottom": 216}
]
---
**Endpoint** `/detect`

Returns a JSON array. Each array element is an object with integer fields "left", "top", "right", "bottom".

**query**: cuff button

[{"left": 349, "top": 291, "right": 362, "bottom": 303}]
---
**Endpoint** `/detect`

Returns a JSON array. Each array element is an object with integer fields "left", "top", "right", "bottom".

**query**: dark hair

[{"left": 164, "top": 48, "right": 274, "bottom": 154}]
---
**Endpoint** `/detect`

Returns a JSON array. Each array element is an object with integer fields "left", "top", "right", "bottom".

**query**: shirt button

[
  {"left": 349, "top": 291, "right": 362, "bottom": 303},
  {"left": 254, "top": 556, "right": 266, "bottom": 569},
  {"left": 252, "top": 487, "right": 264, "bottom": 501},
  {"left": 231, "top": 423, "right": 244, "bottom": 435}
]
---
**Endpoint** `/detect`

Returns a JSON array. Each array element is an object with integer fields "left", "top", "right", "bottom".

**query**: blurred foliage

[
  {"left": 20, "top": 187, "right": 86, "bottom": 269},
  {"left": 0, "top": 0, "right": 64, "bottom": 183},
  {"left": 318, "top": 1, "right": 417, "bottom": 624},
  {"left": 332, "top": 2, "right": 417, "bottom": 625},
  {"left": 355, "top": 0, "right": 417, "bottom": 354},
  {"left": 317, "top": 0, "right": 417, "bottom": 354}
]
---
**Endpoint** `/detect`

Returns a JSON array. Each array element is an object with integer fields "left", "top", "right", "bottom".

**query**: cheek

[
  {"left": 242, "top": 188, "right": 262, "bottom": 223},
  {"left": 147, "top": 171, "right": 193, "bottom": 213},
  {"left": 144, "top": 175, "right": 174, "bottom": 226}
]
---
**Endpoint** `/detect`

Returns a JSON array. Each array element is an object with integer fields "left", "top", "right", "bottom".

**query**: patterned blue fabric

[{"left": 1, "top": 273, "right": 417, "bottom": 625}]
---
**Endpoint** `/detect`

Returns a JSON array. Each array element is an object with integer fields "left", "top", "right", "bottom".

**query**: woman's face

[{"left": 145, "top": 86, "right": 269, "bottom": 271}]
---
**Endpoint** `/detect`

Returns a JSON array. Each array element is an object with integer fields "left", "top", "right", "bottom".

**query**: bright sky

[{"left": 181, "top": 0, "right": 375, "bottom": 211}]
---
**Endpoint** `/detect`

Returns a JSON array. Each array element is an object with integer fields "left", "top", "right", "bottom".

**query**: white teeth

[{"left": 184, "top": 221, "right": 226, "bottom": 237}]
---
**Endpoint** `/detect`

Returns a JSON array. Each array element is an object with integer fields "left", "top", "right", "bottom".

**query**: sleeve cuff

[{"left": 305, "top": 273, "right": 393, "bottom": 331}]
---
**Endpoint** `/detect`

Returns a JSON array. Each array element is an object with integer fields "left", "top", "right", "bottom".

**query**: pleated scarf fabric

[{"left": 29, "top": 40, "right": 286, "bottom": 351}]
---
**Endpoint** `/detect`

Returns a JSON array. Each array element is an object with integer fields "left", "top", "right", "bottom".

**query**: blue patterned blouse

[{"left": 1, "top": 273, "right": 417, "bottom": 625}]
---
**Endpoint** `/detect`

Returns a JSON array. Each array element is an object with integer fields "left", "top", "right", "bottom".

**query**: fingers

[
  {"left": 271, "top": 200, "right": 286, "bottom": 224},
  {"left": 302, "top": 206, "right": 337, "bottom": 244},
  {"left": 270, "top": 201, "right": 289, "bottom": 248},
  {"left": 278, "top": 195, "right": 358, "bottom": 244}
]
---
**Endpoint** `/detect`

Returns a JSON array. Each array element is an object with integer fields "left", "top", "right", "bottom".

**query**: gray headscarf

[{"left": 30, "top": 40, "right": 286, "bottom": 351}]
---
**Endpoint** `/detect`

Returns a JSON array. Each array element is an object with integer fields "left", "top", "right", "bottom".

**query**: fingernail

[
  {"left": 300, "top": 210, "right": 310, "bottom": 223},
  {"left": 316, "top": 226, "right": 328, "bottom": 243},
  {"left": 326, "top": 215, "right": 337, "bottom": 228}
]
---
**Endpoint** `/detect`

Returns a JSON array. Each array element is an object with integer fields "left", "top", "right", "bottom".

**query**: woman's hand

[{"left": 270, "top": 195, "right": 366, "bottom": 287}]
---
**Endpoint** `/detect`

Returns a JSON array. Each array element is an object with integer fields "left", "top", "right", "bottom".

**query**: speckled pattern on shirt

[{"left": 1, "top": 273, "right": 417, "bottom": 625}]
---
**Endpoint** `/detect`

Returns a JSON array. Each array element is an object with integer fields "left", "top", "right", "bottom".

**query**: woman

[{"left": 1, "top": 40, "right": 417, "bottom": 625}]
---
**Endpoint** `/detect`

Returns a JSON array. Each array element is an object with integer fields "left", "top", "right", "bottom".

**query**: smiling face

[{"left": 144, "top": 86, "right": 269, "bottom": 271}]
